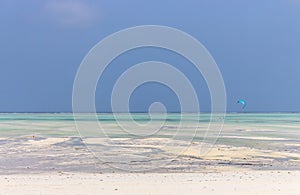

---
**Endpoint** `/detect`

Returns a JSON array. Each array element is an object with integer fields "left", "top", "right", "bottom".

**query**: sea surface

[
  {"left": 0, "top": 113, "right": 299, "bottom": 146},
  {"left": 0, "top": 113, "right": 299, "bottom": 173}
]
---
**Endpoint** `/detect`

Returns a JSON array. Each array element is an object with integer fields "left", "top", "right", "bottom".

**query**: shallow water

[
  {"left": 0, "top": 113, "right": 299, "bottom": 173},
  {"left": 0, "top": 113, "right": 299, "bottom": 143}
]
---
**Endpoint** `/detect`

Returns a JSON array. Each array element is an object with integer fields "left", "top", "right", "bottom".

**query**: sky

[{"left": 0, "top": 0, "right": 300, "bottom": 112}]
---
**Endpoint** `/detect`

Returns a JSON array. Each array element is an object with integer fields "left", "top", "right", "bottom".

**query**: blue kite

[{"left": 237, "top": 99, "right": 247, "bottom": 109}]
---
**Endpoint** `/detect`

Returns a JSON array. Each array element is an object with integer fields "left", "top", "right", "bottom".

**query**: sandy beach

[
  {"left": 1, "top": 137, "right": 300, "bottom": 195},
  {"left": 1, "top": 171, "right": 299, "bottom": 195},
  {"left": 1, "top": 113, "right": 300, "bottom": 194}
]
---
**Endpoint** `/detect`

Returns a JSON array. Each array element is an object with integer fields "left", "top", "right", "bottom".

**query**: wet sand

[
  {"left": 0, "top": 136, "right": 300, "bottom": 195},
  {"left": 1, "top": 137, "right": 300, "bottom": 174}
]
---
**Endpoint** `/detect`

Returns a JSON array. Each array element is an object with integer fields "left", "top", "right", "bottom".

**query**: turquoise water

[{"left": 0, "top": 113, "right": 299, "bottom": 147}]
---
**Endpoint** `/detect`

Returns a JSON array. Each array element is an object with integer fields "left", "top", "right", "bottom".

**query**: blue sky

[{"left": 0, "top": 0, "right": 300, "bottom": 112}]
